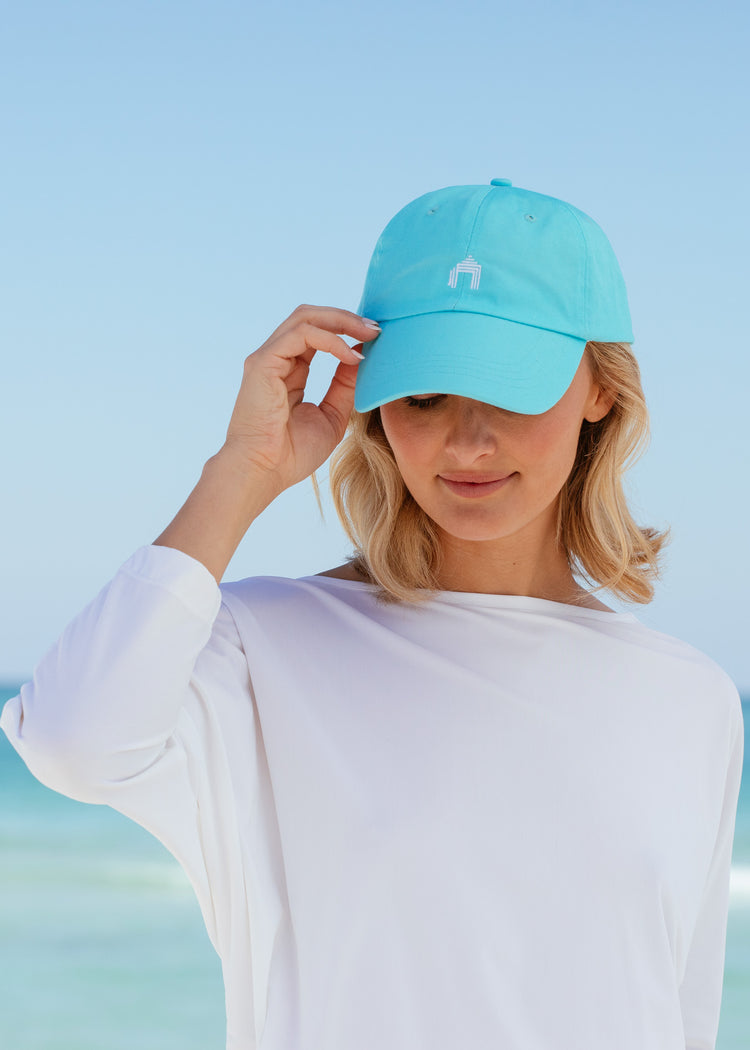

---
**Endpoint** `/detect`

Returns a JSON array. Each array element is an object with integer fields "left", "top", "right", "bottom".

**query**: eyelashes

[{"left": 404, "top": 395, "right": 446, "bottom": 410}]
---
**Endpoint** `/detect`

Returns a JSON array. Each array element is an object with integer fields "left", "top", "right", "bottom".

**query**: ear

[{"left": 584, "top": 384, "right": 616, "bottom": 424}]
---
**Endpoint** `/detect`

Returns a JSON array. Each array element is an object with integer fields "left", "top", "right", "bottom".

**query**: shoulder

[
  {"left": 314, "top": 562, "right": 373, "bottom": 582},
  {"left": 218, "top": 569, "right": 375, "bottom": 624},
  {"left": 621, "top": 618, "right": 742, "bottom": 719}
]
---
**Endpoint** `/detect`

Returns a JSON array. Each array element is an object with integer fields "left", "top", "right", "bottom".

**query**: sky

[{"left": 1, "top": 0, "right": 749, "bottom": 692}]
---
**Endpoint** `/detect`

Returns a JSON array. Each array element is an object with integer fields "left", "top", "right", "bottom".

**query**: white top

[{"left": 1, "top": 544, "right": 744, "bottom": 1050}]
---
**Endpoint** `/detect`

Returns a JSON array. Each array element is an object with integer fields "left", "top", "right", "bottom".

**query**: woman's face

[{"left": 378, "top": 355, "right": 613, "bottom": 548}]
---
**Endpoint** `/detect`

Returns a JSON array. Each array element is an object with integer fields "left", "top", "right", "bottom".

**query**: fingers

[
  {"left": 259, "top": 305, "right": 380, "bottom": 370},
  {"left": 277, "top": 303, "right": 381, "bottom": 341},
  {"left": 285, "top": 321, "right": 368, "bottom": 367}
]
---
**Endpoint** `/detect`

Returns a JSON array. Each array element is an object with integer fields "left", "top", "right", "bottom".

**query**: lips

[{"left": 438, "top": 472, "right": 516, "bottom": 498}]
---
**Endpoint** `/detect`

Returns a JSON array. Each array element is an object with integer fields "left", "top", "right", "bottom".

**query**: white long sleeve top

[{"left": 1, "top": 544, "right": 744, "bottom": 1050}]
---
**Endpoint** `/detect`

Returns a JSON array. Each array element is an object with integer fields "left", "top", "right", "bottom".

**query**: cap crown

[{"left": 358, "top": 183, "right": 633, "bottom": 343}]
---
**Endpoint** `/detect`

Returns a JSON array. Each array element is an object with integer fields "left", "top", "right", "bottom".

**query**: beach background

[
  {"left": 2, "top": 0, "right": 749, "bottom": 1045},
  {"left": 1, "top": 683, "right": 748, "bottom": 1049}
]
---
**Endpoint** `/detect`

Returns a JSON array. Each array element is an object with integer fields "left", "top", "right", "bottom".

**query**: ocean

[{"left": 1, "top": 684, "right": 748, "bottom": 1049}]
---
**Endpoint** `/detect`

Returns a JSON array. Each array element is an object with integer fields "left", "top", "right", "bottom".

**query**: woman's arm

[
  {"left": 1, "top": 306, "right": 379, "bottom": 787},
  {"left": 0, "top": 547, "right": 262, "bottom": 954},
  {"left": 154, "top": 305, "right": 380, "bottom": 582},
  {"left": 0, "top": 544, "right": 223, "bottom": 796}
]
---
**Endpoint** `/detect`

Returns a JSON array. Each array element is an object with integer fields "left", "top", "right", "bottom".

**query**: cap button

[{"left": 490, "top": 178, "right": 512, "bottom": 187}]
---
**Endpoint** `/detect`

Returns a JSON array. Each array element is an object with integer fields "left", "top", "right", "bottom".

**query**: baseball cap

[{"left": 354, "top": 179, "right": 633, "bottom": 415}]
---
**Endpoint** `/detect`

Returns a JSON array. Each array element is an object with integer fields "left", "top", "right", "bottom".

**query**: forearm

[
  {"left": 154, "top": 447, "right": 281, "bottom": 584},
  {"left": 155, "top": 306, "right": 374, "bottom": 582}
]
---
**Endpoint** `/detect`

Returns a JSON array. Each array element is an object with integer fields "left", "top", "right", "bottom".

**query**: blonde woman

[{"left": 2, "top": 180, "right": 743, "bottom": 1050}]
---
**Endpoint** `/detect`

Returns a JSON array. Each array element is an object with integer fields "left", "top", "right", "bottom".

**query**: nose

[{"left": 443, "top": 399, "right": 498, "bottom": 461}]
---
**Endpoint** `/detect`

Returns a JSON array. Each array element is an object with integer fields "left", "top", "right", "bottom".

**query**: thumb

[{"left": 317, "top": 355, "right": 360, "bottom": 443}]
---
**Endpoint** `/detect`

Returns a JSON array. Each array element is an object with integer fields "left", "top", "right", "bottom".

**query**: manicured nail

[
  {"left": 362, "top": 318, "right": 381, "bottom": 329},
  {"left": 350, "top": 347, "right": 366, "bottom": 361}
]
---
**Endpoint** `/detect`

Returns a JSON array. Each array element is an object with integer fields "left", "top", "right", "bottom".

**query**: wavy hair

[{"left": 328, "top": 342, "right": 669, "bottom": 604}]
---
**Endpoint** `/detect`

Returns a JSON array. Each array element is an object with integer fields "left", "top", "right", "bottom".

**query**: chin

[
  {"left": 427, "top": 497, "right": 554, "bottom": 546},
  {"left": 432, "top": 513, "right": 520, "bottom": 545},
  {"left": 442, "top": 527, "right": 517, "bottom": 544}
]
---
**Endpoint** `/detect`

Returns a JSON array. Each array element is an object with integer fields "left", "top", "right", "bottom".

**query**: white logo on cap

[{"left": 448, "top": 255, "right": 481, "bottom": 290}]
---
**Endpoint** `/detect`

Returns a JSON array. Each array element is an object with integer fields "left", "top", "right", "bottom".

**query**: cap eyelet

[
  {"left": 427, "top": 207, "right": 439, "bottom": 214},
  {"left": 525, "top": 214, "right": 537, "bottom": 222}
]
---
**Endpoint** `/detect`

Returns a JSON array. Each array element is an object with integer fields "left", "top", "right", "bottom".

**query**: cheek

[
  {"left": 380, "top": 413, "right": 436, "bottom": 477},
  {"left": 516, "top": 413, "right": 582, "bottom": 482}
]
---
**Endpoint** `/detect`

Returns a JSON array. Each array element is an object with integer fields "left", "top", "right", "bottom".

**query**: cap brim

[{"left": 354, "top": 312, "right": 587, "bottom": 415}]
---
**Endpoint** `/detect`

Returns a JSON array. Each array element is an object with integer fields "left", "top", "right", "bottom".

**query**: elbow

[
  {"left": 3, "top": 694, "right": 107, "bottom": 802},
  {"left": 2, "top": 686, "right": 165, "bottom": 804}
]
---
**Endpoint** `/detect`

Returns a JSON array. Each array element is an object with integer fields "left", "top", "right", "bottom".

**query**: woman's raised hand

[
  {"left": 154, "top": 305, "right": 380, "bottom": 582},
  {"left": 222, "top": 305, "right": 381, "bottom": 496}
]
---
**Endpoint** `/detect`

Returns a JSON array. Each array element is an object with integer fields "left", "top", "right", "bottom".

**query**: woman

[{"left": 2, "top": 180, "right": 744, "bottom": 1050}]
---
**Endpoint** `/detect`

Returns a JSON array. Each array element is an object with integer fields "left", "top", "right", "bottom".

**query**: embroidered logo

[{"left": 448, "top": 254, "right": 482, "bottom": 290}]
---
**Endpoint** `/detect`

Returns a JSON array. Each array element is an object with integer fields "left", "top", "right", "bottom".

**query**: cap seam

[
  {"left": 375, "top": 308, "right": 586, "bottom": 340},
  {"left": 455, "top": 186, "right": 495, "bottom": 311},
  {"left": 557, "top": 201, "right": 590, "bottom": 333}
]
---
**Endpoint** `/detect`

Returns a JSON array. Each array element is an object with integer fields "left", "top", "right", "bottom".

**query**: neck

[{"left": 433, "top": 508, "right": 608, "bottom": 610}]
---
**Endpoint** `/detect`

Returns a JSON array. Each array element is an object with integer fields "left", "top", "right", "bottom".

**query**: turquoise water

[
  {"left": 0, "top": 686, "right": 225, "bottom": 1049},
  {"left": 1, "top": 684, "right": 748, "bottom": 1048}
]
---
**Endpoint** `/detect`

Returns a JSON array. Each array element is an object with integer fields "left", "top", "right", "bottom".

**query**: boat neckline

[{"left": 296, "top": 573, "right": 640, "bottom": 623}]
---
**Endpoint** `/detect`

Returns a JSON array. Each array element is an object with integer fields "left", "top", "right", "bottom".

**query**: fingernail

[
  {"left": 350, "top": 347, "right": 365, "bottom": 361},
  {"left": 362, "top": 318, "right": 381, "bottom": 330}
]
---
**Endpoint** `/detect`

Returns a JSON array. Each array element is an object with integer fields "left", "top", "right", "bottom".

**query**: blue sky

[{"left": 1, "top": 0, "right": 749, "bottom": 691}]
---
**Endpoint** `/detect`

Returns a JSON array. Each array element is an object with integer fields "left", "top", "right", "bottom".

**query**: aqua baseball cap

[{"left": 354, "top": 178, "right": 633, "bottom": 415}]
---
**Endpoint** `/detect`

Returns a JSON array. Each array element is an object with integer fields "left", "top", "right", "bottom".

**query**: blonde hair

[{"left": 329, "top": 342, "right": 669, "bottom": 604}]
